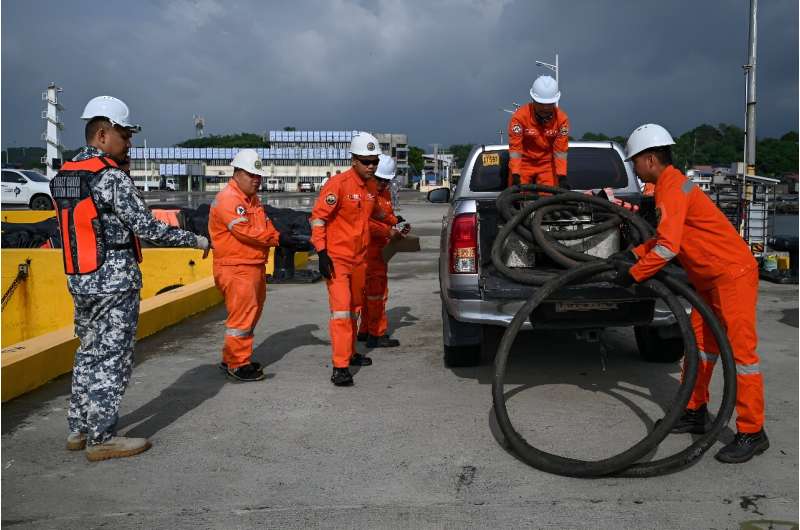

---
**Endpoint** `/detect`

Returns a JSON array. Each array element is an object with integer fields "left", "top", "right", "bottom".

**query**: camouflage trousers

[{"left": 67, "top": 290, "right": 140, "bottom": 445}]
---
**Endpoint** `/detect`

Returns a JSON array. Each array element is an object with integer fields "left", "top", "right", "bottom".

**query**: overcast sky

[{"left": 2, "top": 0, "right": 798, "bottom": 151}]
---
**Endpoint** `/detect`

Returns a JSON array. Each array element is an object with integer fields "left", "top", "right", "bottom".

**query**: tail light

[{"left": 449, "top": 213, "right": 478, "bottom": 273}]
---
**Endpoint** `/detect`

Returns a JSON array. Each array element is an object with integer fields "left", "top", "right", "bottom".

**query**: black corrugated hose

[{"left": 490, "top": 183, "right": 737, "bottom": 477}]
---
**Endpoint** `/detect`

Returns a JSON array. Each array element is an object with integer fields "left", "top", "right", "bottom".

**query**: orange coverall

[
  {"left": 310, "top": 168, "right": 379, "bottom": 368},
  {"left": 209, "top": 179, "right": 280, "bottom": 369},
  {"left": 630, "top": 165, "right": 762, "bottom": 433},
  {"left": 507, "top": 105, "right": 569, "bottom": 187},
  {"left": 358, "top": 187, "right": 398, "bottom": 338}
]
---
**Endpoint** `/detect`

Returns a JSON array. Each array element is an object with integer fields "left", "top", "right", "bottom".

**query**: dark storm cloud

[{"left": 2, "top": 0, "right": 797, "bottom": 150}]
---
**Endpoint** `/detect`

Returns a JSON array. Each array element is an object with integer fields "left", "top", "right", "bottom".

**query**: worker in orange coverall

[
  {"left": 310, "top": 132, "right": 385, "bottom": 386},
  {"left": 507, "top": 75, "right": 570, "bottom": 189},
  {"left": 356, "top": 154, "right": 410, "bottom": 348},
  {"left": 612, "top": 123, "right": 766, "bottom": 464},
  {"left": 209, "top": 149, "right": 291, "bottom": 382}
]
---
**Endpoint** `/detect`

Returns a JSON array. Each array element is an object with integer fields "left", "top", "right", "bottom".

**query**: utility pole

[
  {"left": 498, "top": 130, "right": 504, "bottom": 144},
  {"left": 743, "top": 0, "right": 758, "bottom": 177},
  {"left": 432, "top": 143, "right": 439, "bottom": 185}
]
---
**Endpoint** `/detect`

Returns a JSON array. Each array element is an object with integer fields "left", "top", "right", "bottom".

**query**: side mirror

[{"left": 427, "top": 187, "right": 451, "bottom": 203}]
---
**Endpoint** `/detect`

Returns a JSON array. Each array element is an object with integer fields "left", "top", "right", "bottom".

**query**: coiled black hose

[{"left": 490, "top": 184, "right": 737, "bottom": 477}]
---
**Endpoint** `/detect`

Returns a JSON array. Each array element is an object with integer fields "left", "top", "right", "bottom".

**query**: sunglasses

[{"left": 355, "top": 157, "right": 380, "bottom": 167}]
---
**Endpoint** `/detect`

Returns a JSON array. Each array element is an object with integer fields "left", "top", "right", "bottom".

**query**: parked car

[
  {"left": 429, "top": 141, "right": 689, "bottom": 367},
  {"left": 298, "top": 181, "right": 314, "bottom": 193},
  {"left": 1, "top": 168, "right": 53, "bottom": 209}
]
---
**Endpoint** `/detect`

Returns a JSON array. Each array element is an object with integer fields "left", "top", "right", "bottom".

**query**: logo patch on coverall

[
  {"left": 236, "top": 206, "right": 246, "bottom": 215},
  {"left": 511, "top": 124, "right": 522, "bottom": 135},
  {"left": 559, "top": 126, "right": 569, "bottom": 136},
  {"left": 325, "top": 194, "right": 337, "bottom": 205}
]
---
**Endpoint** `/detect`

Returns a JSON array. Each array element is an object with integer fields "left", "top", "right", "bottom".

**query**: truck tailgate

[{"left": 480, "top": 266, "right": 657, "bottom": 328}]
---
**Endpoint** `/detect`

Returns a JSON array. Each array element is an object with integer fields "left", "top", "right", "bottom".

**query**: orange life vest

[{"left": 50, "top": 156, "right": 142, "bottom": 275}]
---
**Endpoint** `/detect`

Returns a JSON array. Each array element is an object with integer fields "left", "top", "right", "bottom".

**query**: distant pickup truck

[
  {"left": 428, "top": 141, "right": 688, "bottom": 367},
  {"left": 265, "top": 178, "right": 285, "bottom": 192},
  {"left": 133, "top": 177, "right": 176, "bottom": 191}
]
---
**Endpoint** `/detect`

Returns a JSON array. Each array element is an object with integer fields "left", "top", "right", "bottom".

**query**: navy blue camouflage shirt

[{"left": 66, "top": 146, "right": 200, "bottom": 295}]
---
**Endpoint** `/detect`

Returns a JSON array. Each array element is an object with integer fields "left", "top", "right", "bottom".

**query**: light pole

[
  {"left": 499, "top": 103, "right": 520, "bottom": 144},
  {"left": 743, "top": 0, "right": 757, "bottom": 177},
  {"left": 143, "top": 138, "right": 149, "bottom": 191},
  {"left": 535, "top": 53, "right": 559, "bottom": 85}
]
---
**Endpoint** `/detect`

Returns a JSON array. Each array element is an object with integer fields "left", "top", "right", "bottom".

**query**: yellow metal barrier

[
  {"left": 1, "top": 277, "right": 223, "bottom": 402},
  {"left": 1, "top": 210, "right": 56, "bottom": 224},
  {"left": 1, "top": 247, "right": 308, "bottom": 346}
]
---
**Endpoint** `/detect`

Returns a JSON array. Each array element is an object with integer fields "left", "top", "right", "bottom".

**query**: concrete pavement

[{"left": 2, "top": 198, "right": 797, "bottom": 529}]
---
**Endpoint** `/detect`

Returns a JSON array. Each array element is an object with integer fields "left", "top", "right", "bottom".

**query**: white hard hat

[
  {"left": 81, "top": 96, "right": 141, "bottom": 132},
  {"left": 375, "top": 154, "right": 396, "bottom": 180},
  {"left": 231, "top": 149, "right": 268, "bottom": 177},
  {"left": 624, "top": 123, "right": 676, "bottom": 161},
  {"left": 349, "top": 132, "right": 382, "bottom": 157},
  {"left": 530, "top": 75, "right": 560, "bottom": 104}
]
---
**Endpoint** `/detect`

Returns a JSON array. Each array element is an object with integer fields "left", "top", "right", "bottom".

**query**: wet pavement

[{"left": 1, "top": 199, "right": 798, "bottom": 529}]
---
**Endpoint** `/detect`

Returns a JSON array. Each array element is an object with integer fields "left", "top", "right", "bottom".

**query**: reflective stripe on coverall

[
  {"left": 310, "top": 168, "right": 377, "bottom": 368},
  {"left": 507, "top": 104, "right": 569, "bottom": 187},
  {"left": 209, "top": 179, "right": 280, "bottom": 369},
  {"left": 630, "top": 165, "right": 763, "bottom": 433},
  {"left": 358, "top": 186, "right": 398, "bottom": 337}
]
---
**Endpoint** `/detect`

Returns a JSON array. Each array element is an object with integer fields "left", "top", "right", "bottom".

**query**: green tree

[
  {"left": 580, "top": 132, "right": 626, "bottom": 144},
  {"left": 408, "top": 145, "right": 425, "bottom": 174},
  {"left": 447, "top": 144, "right": 475, "bottom": 168},
  {"left": 282, "top": 126, "right": 297, "bottom": 131},
  {"left": 175, "top": 133, "right": 268, "bottom": 148}
]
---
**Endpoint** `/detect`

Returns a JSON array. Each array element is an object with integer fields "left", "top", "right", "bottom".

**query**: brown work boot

[
  {"left": 66, "top": 432, "right": 87, "bottom": 451},
  {"left": 85, "top": 436, "right": 152, "bottom": 462}
]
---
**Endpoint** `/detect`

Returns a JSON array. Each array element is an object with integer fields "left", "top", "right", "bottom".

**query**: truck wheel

[
  {"left": 442, "top": 303, "right": 481, "bottom": 367},
  {"left": 29, "top": 194, "right": 52, "bottom": 210},
  {"left": 634, "top": 326, "right": 685, "bottom": 363},
  {"left": 444, "top": 343, "right": 481, "bottom": 367}
]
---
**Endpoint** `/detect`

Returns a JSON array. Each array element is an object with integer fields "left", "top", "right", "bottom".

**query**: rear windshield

[{"left": 468, "top": 146, "right": 628, "bottom": 192}]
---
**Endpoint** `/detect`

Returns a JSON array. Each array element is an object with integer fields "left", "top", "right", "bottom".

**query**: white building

[{"left": 128, "top": 130, "right": 409, "bottom": 192}]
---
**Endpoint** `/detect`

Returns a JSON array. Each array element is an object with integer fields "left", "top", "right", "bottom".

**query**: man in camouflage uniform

[{"left": 57, "top": 96, "right": 210, "bottom": 461}]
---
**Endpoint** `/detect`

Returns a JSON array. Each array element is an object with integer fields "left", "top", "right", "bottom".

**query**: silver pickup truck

[{"left": 428, "top": 141, "right": 686, "bottom": 367}]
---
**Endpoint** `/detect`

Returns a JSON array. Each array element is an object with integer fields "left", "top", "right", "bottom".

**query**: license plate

[
  {"left": 555, "top": 301, "right": 619, "bottom": 312},
  {"left": 482, "top": 153, "right": 500, "bottom": 166}
]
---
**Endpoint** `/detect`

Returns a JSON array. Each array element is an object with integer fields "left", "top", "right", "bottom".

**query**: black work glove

[
  {"left": 317, "top": 249, "right": 335, "bottom": 280},
  {"left": 612, "top": 260, "right": 635, "bottom": 287},
  {"left": 558, "top": 177, "right": 571, "bottom": 191},
  {"left": 396, "top": 215, "right": 406, "bottom": 224},
  {"left": 511, "top": 174, "right": 521, "bottom": 186},
  {"left": 609, "top": 249, "right": 637, "bottom": 263},
  {"left": 279, "top": 232, "right": 296, "bottom": 248}
]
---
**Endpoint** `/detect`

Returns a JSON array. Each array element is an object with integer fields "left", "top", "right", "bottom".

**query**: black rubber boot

[
  {"left": 356, "top": 333, "right": 369, "bottom": 342},
  {"left": 331, "top": 367, "right": 354, "bottom": 386},
  {"left": 714, "top": 430, "right": 769, "bottom": 463},
  {"left": 219, "top": 361, "right": 261, "bottom": 372},
  {"left": 226, "top": 363, "right": 266, "bottom": 382},
  {"left": 349, "top": 353, "right": 373, "bottom": 366},
  {"left": 366, "top": 335, "right": 400, "bottom": 348},
  {"left": 670, "top": 404, "right": 710, "bottom": 434}
]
